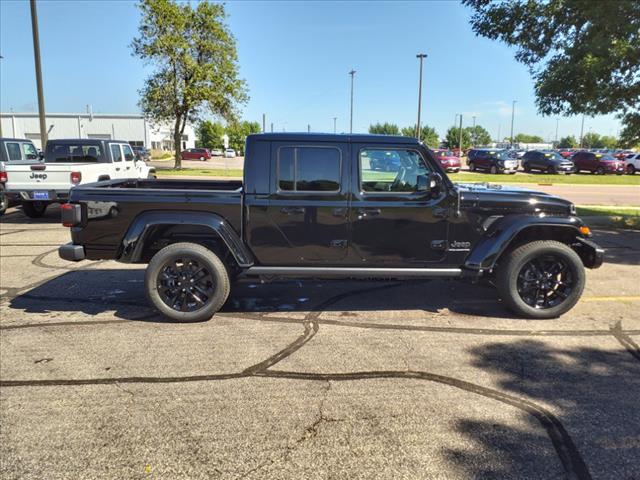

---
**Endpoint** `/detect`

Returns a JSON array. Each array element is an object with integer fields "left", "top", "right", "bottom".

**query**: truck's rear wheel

[
  {"left": 496, "top": 240, "right": 585, "bottom": 319},
  {"left": 145, "top": 242, "right": 230, "bottom": 322},
  {"left": 22, "top": 201, "right": 48, "bottom": 218},
  {"left": 0, "top": 192, "right": 7, "bottom": 216}
]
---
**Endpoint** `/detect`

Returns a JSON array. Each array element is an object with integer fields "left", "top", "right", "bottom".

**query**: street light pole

[
  {"left": 349, "top": 69, "right": 356, "bottom": 134},
  {"left": 458, "top": 114, "right": 463, "bottom": 158},
  {"left": 555, "top": 118, "right": 559, "bottom": 146},
  {"left": 579, "top": 114, "right": 585, "bottom": 148},
  {"left": 333, "top": 117, "right": 337, "bottom": 134},
  {"left": 509, "top": 100, "right": 516, "bottom": 148},
  {"left": 415, "top": 53, "right": 427, "bottom": 140},
  {"left": 30, "top": 0, "right": 47, "bottom": 149},
  {"left": 472, "top": 115, "right": 476, "bottom": 147}
]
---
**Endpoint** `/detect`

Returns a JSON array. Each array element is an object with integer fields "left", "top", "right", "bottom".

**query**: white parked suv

[
  {"left": 624, "top": 153, "right": 640, "bottom": 174},
  {"left": 224, "top": 148, "right": 236, "bottom": 158},
  {"left": 3, "top": 139, "right": 155, "bottom": 218}
]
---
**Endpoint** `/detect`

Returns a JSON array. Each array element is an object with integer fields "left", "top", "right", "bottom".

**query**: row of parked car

[
  {"left": 180, "top": 147, "right": 237, "bottom": 161},
  {"left": 424, "top": 147, "right": 639, "bottom": 175}
]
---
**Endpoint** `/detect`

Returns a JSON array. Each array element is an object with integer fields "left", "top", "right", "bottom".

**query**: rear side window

[
  {"left": 45, "top": 143, "right": 103, "bottom": 162},
  {"left": 110, "top": 144, "right": 123, "bottom": 162},
  {"left": 277, "top": 146, "right": 341, "bottom": 192},
  {"left": 5, "top": 142, "right": 22, "bottom": 161}
]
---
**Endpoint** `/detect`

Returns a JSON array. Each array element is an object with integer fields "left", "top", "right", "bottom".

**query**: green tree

[
  {"left": 599, "top": 135, "right": 619, "bottom": 149},
  {"left": 368, "top": 122, "right": 400, "bottom": 135},
  {"left": 400, "top": 125, "right": 439, "bottom": 147},
  {"left": 196, "top": 120, "right": 225, "bottom": 149},
  {"left": 463, "top": 0, "right": 640, "bottom": 145},
  {"left": 581, "top": 132, "right": 602, "bottom": 149},
  {"left": 557, "top": 135, "right": 577, "bottom": 148},
  {"left": 226, "top": 121, "right": 261, "bottom": 155},
  {"left": 132, "top": 0, "right": 248, "bottom": 168},
  {"left": 445, "top": 126, "right": 472, "bottom": 150},
  {"left": 466, "top": 125, "right": 492, "bottom": 146},
  {"left": 514, "top": 133, "right": 545, "bottom": 144}
]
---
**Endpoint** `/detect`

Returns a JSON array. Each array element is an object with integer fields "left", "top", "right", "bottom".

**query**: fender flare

[
  {"left": 119, "top": 210, "right": 254, "bottom": 267},
  {"left": 464, "top": 215, "right": 585, "bottom": 272}
]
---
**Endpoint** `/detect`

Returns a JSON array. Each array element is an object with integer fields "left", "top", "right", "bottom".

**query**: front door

[
  {"left": 349, "top": 144, "right": 450, "bottom": 264},
  {"left": 122, "top": 144, "right": 136, "bottom": 176},
  {"left": 265, "top": 142, "right": 350, "bottom": 264}
]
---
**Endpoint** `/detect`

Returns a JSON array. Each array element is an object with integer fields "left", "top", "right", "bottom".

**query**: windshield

[
  {"left": 542, "top": 151, "right": 563, "bottom": 160},
  {"left": 434, "top": 150, "right": 454, "bottom": 157},
  {"left": 494, "top": 151, "right": 511, "bottom": 160},
  {"left": 598, "top": 155, "right": 617, "bottom": 161},
  {"left": 45, "top": 143, "right": 104, "bottom": 163}
]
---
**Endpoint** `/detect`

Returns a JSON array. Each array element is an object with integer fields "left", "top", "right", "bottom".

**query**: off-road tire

[
  {"left": 22, "top": 201, "right": 48, "bottom": 218},
  {"left": 496, "top": 240, "right": 585, "bottom": 319},
  {"left": 145, "top": 242, "right": 231, "bottom": 322}
]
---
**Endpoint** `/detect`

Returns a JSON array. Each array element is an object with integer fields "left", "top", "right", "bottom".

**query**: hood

[{"left": 456, "top": 182, "right": 574, "bottom": 216}]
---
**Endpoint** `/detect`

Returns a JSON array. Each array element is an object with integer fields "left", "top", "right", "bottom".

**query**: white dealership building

[{"left": 0, "top": 112, "right": 196, "bottom": 151}]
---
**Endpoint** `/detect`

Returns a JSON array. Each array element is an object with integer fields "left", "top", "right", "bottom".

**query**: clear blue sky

[{"left": 0, "top": 0, "right": 621, "bottom": 141}]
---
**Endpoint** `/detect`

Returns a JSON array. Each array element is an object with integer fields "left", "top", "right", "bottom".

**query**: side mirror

[
  {"left": 417, "top": 173, "right": 443, "bottom": 194},
  {"left": 38, "top": 151, "right": 45, "bottom": 161}
]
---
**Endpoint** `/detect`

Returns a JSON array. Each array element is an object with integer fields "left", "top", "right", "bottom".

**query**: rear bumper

[
  {"left": 59, "top": 242, "right": 85, "bottom": 262},
  {"left": 5, "top": 189, "right": 69, "bottom": 202}
]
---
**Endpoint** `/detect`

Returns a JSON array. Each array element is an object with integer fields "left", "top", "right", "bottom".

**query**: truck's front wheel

[
  {"left": 496, "top": 240, "right": 585, "bottom": 319},
  {"left": 145, "top": 242, "right": 230, "bottom": 322},
  {"left": 22, "top": 201, "right": 48, "bottom": 218}
]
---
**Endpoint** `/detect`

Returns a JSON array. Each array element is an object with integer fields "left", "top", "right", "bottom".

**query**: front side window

[
  {"left": 6, "top": 142, "right": 22, "bottom": 161},
  {"left": 360, "top": 148, "right": 430, "bottom": 193},
  {"left": 110, "top": 144, "right": 123, "bottom": 162},
  {"left": 22, "top": 143, "right": 38, "bottom": 160},
  {"left": 123, "top": 144, "right": 135, "bottom": 161},
  {"left": 278, "top": 146, "right": 341, "bottom": 192}
]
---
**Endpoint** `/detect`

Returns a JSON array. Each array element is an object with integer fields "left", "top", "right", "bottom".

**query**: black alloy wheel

[
  {"left": 157, "top": 256, "right": 215, "bottom": 313},
  {"left": 516, "top": 255, "right": 574, "bottom": 310},
  {"left": 596, "top": 166, "right": 605, "bottom": 175}
]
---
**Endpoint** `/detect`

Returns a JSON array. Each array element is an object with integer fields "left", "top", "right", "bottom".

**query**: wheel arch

[
  {"left": 464, "top": 215, "right": 595, "bottom": 273},
  {"left": 119, "top": 211, "right": 254, "bottom": 267}
]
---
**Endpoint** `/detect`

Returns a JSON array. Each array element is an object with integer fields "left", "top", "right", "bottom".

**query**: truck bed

[{"left": 68, "top": 178, "right": 244, "bottom": 259}]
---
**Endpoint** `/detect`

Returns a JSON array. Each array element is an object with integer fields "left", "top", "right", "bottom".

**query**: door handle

[
  {"left": 115, "top": 167, "right": 121, "bottom": 171},
  {"left": 357, "top": 208, "right": 381, "bottom": 220},
  {"left": 280, "top": 207, "right": 305, "bottom": 215}
]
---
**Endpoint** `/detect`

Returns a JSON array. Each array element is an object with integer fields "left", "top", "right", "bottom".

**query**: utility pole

[
  {"left": 30, "top": 0, "right": 47, "bottom": 149},
  {"left": 333, "top": 117, "right": 337, "bottom": 134},
  {"left": 415, "top": 53, "right": 427, "bottom": 140},
  {"left": 555, "top": 118, "right": 559, "bottom": 146},
  {"left": 497, "top": 124, "right": 501, "bottom": 144},
  {"left": 579, "top": 114, "right": 585, "bottom": 148},
  {"left": 307, "top": 124, "right": 310, "bottom": 133},
  {"left": 349, "top": 69, "right": 356, "bottom": 134},
  {"left": 509, "top": 100, "right": 517, "bottom": 148},
  {"left": 262, "top": 113, "right": 266, "bottom": 133},
  {"left": 458, "top": 114, "right": 463, "bottom": 158},
  {"left": 472, "top": 115, "right": 476, "bottom": 147}
]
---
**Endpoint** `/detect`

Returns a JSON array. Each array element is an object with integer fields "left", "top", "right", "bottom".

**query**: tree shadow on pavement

[
  {"left": 444, "top": 339, "right": 640, "bottom": 479},
  {"left": 7, "top": 268, "right": 521, "bottom": 321}
]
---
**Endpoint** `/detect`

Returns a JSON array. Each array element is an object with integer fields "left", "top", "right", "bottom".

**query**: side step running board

[{"left": 244, "top": 266, "right": 462, "bottom": 278}]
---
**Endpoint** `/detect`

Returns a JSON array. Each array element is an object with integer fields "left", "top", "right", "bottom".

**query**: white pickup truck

[{"left": 3, "top": 139, "right": 155, "bottom": 218}]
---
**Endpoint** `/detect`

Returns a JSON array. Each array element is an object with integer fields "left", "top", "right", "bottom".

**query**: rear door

[
  {"left": 109, "top": 143, "right": 124, "bottom": 178},
  {"left": 349, "top": 144, "right": 450, "bottom": 264},
  {"left": 265, "top": 142, "right": 349, "bottom": 264},
  {"left": 122, "top": 144, "right": 136, "bottom": 176}
]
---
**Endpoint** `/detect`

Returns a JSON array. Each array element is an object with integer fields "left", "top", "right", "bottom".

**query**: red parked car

[
  {"left": 558, "top": 149, "right": 575, "bottom": 159},
  {"left": 181, "top": 148, "right": 211, "bottom": 161},
  {"left": 572, "top": 151, "right": 625, "bottom": 174},
  {"left": 431, "top": 149, "right": 461, "bottom": 172}
]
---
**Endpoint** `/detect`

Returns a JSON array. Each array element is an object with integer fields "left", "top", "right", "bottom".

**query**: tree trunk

[{"left": 173, "top": 116, "right": 182, "bottom": 169}]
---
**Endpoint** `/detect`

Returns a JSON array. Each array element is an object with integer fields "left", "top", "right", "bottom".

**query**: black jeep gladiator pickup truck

[{"left": 59, "top": 133, "right": 603, "bottom": 321}]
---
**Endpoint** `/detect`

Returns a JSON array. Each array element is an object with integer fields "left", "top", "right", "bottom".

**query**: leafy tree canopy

[
  {"left": 557, "top": 135, "right": 577, "bottom": 148},
  {"left": 132, "top": 0, "right": 248, "bottom": 168},
  {"left": 445, "top": 126, "right": 473, "bottom": 150},
  {"left": 466, "top": 125, "right": 492, "bottom": 146},
  {"left": 581, "top": 132, "right": 620, "bottom": 149},
  {"left": 463, "top": 0, "right": 640, "bottom": 146},
  {"left": 196, "top": 120, "right": 226, "bottom": 149},
  {"left": 226, "top": 121, "right": 261, "bottom": 155},
  {"left": 369, "top": 122, "right": 400, "bottom": 135},
  {"left": 514, "top": 133, "right": 545, "bottom": 143},
  {"left": 400, "top": 125, "right": 439, "bottom": 147}
]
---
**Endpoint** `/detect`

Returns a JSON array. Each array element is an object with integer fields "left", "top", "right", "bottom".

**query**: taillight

[
  {"left": 61, "top": 203, "right": 82, "bottom": 227},
  {"left": 70, "top": 171, "right": 82, "bottom": 184},
  {"left": 0, "top": 171, "right": 7, "bottom": 183}
]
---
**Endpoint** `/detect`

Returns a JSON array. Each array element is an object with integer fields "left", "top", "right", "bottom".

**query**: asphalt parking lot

[{"left": 1, "top": 204, "right": 639, "bottom": 480}]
